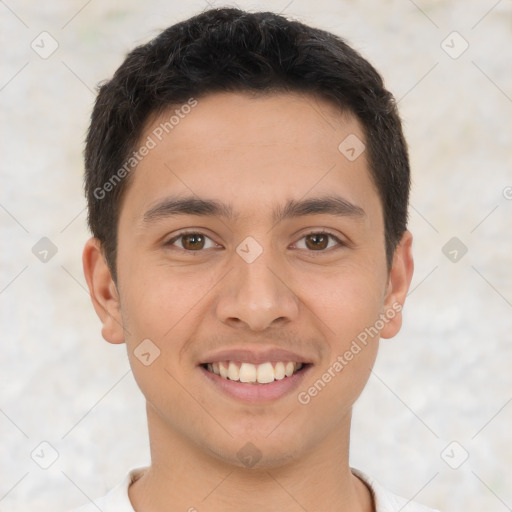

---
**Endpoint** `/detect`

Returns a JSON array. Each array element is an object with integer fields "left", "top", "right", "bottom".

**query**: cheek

[
  {"left": 119, "top": 258, "right": 209, "bottom": 341},
  {"left": 300, "top": 265, "right": 384, "bottom": 379},
  {"left": 295, "top": 270, "right": 383, "bottom": 421},
  {"left": 301, "top": 265, "right": 386, "bottom": 342},
  {"left": 119, "top": 267, "right": 206, "bottom": 410},
  {"left": 126, "top": 279, "right": 203, "bottom": 352}
]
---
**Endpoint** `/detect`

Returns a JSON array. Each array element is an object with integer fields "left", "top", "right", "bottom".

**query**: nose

[{"left": 215, "top": 251, "right": 300, "bottom": 332}]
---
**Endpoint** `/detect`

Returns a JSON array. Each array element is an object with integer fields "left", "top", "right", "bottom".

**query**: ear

[
  {"left": 380, "top": 230, "right": 414, "bottom": 339},
  {"left": 82, "top": 237, "right": 125, "bottom": 344}
]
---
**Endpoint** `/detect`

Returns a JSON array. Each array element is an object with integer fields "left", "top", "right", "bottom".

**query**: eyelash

[{"left": 165, "top": 230, "right": 345, "bottom": 253}]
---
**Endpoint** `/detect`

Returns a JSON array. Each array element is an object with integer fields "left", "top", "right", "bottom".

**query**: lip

[
  {"left": 199, "top": 363, "right": 312, "bottom": 403},
  {"left": 198, "top": 347, "right": 313, "bottom": 366}
]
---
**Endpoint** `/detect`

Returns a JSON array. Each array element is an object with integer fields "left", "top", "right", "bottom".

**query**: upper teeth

[{"left": 206, "top": 361, "right": 303, "bottom": 384}]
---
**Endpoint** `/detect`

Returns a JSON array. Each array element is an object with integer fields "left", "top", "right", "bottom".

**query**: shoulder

[
  {"left": 64, "top": 467, "right": 148, "bottom": 512},
  {"left": 352, "top": 468, "right": 442, "bottom": 512}
]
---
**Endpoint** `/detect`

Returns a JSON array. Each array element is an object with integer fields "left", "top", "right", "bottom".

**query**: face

[{"left": 84, "top": 91, "right": 413, "bottom": 469}]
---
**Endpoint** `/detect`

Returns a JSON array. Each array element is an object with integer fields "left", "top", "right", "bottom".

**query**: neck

[{"left": 128, "top": 403, "right": 374, "bottom": 512}]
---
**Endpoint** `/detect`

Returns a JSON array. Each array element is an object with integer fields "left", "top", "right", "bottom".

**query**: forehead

[
  {"left": 120, "top": 91, "right": 380, "bottom": 227},
  {"left": 145, "top": 90, "right": 359, "bottom": 155}
]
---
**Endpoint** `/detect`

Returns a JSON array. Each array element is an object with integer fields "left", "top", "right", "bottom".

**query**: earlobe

[
  {"left": 82, "top": 237, "right": 125, "bottom": 344},
  {"left": 380, "top": 231, "right": 414, "bottom": 339}
]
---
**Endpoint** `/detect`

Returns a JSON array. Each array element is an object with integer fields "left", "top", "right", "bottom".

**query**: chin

[{"left": 203, "top": 431, "right": 309, "bottom": 471}]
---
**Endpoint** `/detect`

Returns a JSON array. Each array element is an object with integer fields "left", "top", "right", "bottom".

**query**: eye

[
  {"left": 166, "top": 231, "right": 218, "bottom": 251},
  {"left": 294, "top": 231, "right": 344, "bottom": 251},
  {"left": 165, "top": 230, "right": 345, "bottom": 252}
]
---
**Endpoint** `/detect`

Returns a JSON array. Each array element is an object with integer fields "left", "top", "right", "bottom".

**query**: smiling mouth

[{"left": 201, "top": 361, "right": 308, "bottom": 384}]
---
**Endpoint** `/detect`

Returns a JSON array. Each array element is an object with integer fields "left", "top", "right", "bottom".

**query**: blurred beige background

[{"left": 1, "top": 1, "right": 511, "bottom": 510}]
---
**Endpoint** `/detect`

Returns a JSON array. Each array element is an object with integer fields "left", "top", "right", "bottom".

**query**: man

[{"left": 75, "top": 7, "right": 439, "bottom": 511}]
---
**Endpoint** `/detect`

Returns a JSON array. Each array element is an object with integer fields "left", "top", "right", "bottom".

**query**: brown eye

[
  {"left": 181, "top": 233, "right": 205, "bottom": 250},
  {"left": 305, "top": 233, "right": 329, "bottom": 250},
  {"left": 167, "top": 232, "right": 216, "bottom": 251},
  {"left": 295, "top": 232, "right": 343, "bottom": 252}
]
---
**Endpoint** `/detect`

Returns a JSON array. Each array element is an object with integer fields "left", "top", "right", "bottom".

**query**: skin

[{"left": 83, "top": 91, "right": 414, "bottom": 512}]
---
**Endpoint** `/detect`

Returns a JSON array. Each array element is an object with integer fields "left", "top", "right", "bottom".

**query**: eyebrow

[{"left": 141, "top": 194, "right": 366, "bottom": 226}]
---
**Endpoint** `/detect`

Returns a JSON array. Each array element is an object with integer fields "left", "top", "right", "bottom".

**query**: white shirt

[{"left": 68, "top": 467, "right": 441, "bottom": 512}]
